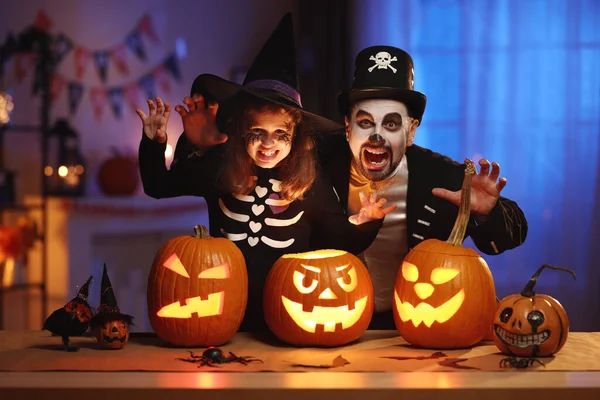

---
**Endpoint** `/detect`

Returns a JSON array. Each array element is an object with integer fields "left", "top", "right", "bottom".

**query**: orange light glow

[
  {"left": 401, "top": 261, "right": 419, "bottom": 282},
  {"left": 282, "top": 249, "right": 347, "bottom": 259},
  {"left": 198, "top": 264, "right": 230, "bottom": 279},
  {"left": 430, "top": 267, "right": 461, "bottom": 284},
  {"left": 394, "top": 289, "right": 465, "bottom": 327},
  {"left": 163, "top": 254, "right": 190, "bottom": 277},
  {"left": 58, "top": 165, "right": 68, "bottom": 177},
  {"left": 413, "top": 283, "right": 434, "bottom": 300},
  {"left": 157, "top": 292, "right": 225, "bottom": 318},
  {"left": 281, "top": 295, "right": 368, "bottom": 333}
]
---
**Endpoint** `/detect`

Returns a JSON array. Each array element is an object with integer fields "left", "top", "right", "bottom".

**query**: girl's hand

[
  {"left": 348, "top": 191, "right": 396, "bottom": 225},
  {"left": 136, "top": 97, "right": 171, "bottom": 143}
]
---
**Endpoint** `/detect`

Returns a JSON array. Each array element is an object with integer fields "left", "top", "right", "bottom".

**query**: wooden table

[{"left": 1, "top": 330, "right": 599, "bottom": 399}]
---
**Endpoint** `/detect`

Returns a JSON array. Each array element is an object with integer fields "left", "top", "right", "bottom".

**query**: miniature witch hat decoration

[
  {"left": 75, "top": 275, "right": 93, "bottom": 303},
  {"left": 90, "top": 264, "right": 133, "bottom": 329}
]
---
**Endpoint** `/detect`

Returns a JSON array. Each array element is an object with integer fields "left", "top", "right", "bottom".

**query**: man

[
  {"left": 312, "top": 46, "right": 527, "bottom": 328},
  {"left": 169, "top": 45, "right": 528, "bottom": 329}
]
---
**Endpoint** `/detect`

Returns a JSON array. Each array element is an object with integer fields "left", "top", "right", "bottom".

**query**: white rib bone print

[{"left": 219, "top": 177, "right": 303, "bottom": 248}]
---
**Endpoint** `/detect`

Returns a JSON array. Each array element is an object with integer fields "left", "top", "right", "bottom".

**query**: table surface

[{"left": 1, "top": 330, "right": 599, "bottom": 400}]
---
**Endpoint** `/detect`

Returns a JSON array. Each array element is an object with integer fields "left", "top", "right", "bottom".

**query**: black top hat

[
  {"left": 90, "top": 264, "right": 133, "bottom": 329},
  {"left": 191, "top": 13, "right": 343, "bottom": 134},
  {"left": 338, "top": 46, "right": 426, "bottom": 124}
]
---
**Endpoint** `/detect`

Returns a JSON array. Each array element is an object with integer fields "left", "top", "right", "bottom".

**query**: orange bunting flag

[
  {"left": 34, "top": 10, "right": 53, "bottom": 31},
  {"left": 111, "top": 44, "right": 130, "bottom": 76},
  {"left": 89, "top": 88, "right": 108, "bottom": 121},
  {"left": 75, "top": 47, "right": 92, "bottom": 79},
  {"left": 137, "top": 14, "right": 159, "bottom": 43}
]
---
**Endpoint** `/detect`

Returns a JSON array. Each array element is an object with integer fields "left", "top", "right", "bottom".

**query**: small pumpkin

[
  {"left": 147, "top": 225, "right": 248, "bottom": 347},
  {"left": 97, "top": 147, "right": 139, "bottom": 196},
  {"left": 263, "top": 249, "right": 374, "bottom": 347},
  {"left": 393, "top": 159, "right": 497, "bottom": 349},
  {"left": 493, "top": 264, "right": 576, "bottom": 357},
  {"left": 90, "top": 264, "right": 133, "bottom": 350},
  {"left": 94, "top": 319, "right": 130, "bottom": 350}
]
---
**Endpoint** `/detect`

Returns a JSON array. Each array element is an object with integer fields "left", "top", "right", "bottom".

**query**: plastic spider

[
  {"left": 176, "top": 346, "right": 263, "bottom": 367},
  {"left": 499, "top": 356, "right": 545, "bottom": 369}
]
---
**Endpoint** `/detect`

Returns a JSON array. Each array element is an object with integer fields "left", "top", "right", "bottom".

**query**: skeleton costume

[{"left": 138, "top": 14, "right": 382, "bottom": 333}]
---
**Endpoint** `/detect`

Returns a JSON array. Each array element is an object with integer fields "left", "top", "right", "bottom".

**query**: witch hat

[
  {"left": 75, "top": 275, "right": 93, "bottom": 303},
  {"left": 190, "top": 13, "right": 342, "bottom": 134},
  {"left": 337, "top": 45, "right": 427, "bottom": 124},
  {"left": 90, "top": 264, "right": 133, "bottom": 329}
]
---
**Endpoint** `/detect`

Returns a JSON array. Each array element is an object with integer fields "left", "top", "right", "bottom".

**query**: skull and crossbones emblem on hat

[{"left": 368, "top": 52, "right": 398, "bottom": 73}]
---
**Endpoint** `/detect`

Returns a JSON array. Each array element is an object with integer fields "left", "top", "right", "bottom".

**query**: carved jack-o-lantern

[
  {"left": 493, "top": 264, "right": 576, "bottom": 357},
  {"left": 94, "top": 319, "right": 130, "bottom": 350},
  {"left": 147, "top": 225, "right": 248, "bottom": 347},
  {"left": 263, "top": 249, "right": 374, "bottom": 347},
  {"left": 393, "top": 160, "right": 497, "bottom": 349}
]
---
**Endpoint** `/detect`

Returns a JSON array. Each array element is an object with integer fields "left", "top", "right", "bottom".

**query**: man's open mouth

[{"left": 362, "top": 147, "right": 390, "bottom": 170}]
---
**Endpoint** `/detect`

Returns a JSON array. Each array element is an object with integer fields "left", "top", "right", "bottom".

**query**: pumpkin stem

[
  {"left": 520, "top": 264, "right": 576, "bottom": 297},
  {"left": 194, "top": 225, "right": 211, "bottom": 239},
  {"left": 446, "top": 159, "right": 476, "bottom": 246}
]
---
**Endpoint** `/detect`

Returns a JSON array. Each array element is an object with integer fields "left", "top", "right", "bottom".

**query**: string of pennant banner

[{"left": 0, "top": 10, "right": 183, "bottom": 120}]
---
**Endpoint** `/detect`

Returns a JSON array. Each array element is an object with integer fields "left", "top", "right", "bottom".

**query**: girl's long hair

[{"left": 219, "top": 93, "right": 316, "bottom": 201}]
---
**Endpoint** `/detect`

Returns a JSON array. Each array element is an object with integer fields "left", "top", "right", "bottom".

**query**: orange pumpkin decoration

[
  {"left": 393, "top": 159, "right": 497, "bottom": 349},
  {"left": 90, "top": 264, "right": 133, "bottom": 350},
  {"left": 97, "top": 148, "right": 139, "bottom": 196},
  {"left": 94, "top": 320, "right": 130, "bottom": 350},
  {"left": 263, "top": 249, "right": 374, "bottom": 347},
  {"left": 493, "top": 264, "right": 575, "bottom": 357},
  {"left": 147, "top": 225, "right": 248, "bottom": 347}
]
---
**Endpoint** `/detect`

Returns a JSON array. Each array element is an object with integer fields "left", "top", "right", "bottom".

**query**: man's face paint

[{"left": 345, "top": 99, "right": 416, "bottom": 181}]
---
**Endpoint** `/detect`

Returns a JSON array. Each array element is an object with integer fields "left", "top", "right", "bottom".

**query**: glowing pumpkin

[
  {"left": 493, "top": 264, "right": 575, "bottom": 357},
  {"left": 263, "top": 249, "right": 374, "bottom": 347},
  {"left": 147, "top": 225, "right": 248, "bottom": 347},
  {"left": 393, "top": 159, "right": 497, "bottom": 349}
]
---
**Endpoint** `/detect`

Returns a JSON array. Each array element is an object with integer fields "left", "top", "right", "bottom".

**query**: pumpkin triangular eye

[
  {"left": 163, "top": 254, "right": 190, "bottom": 278},
  {"left": 198, "top": 264, "right": 230, "bottom": 279},
  {"left": 401, "top": 261, "right": 418, "bottom": 282},
  {"left": 430, "top": 267, "right": 460, "bottom": 284}
]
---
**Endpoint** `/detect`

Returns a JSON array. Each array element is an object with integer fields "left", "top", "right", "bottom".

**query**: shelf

[
  {"left": 0, "top": 282, "right": 45, "bottom": 294},
  {"left": 0, "top": 203, "right": 42, "bottom": 212},
  {"left": 0, "top": 124, "right": 41, "bottom": 133}
]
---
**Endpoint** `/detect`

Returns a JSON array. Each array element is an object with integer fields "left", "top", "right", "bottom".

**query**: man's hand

[
  {"left": 432, "top": 158, "right": 507, "bottom": 216},
  {"left": 135, "top": 97, "right": 170, "bottom": 143},
  {"left": 174, "top": 94, "right": 227, "bottom": 150},
  {"left": 349, "top": 191, "right": 397, "bottom": 225}
]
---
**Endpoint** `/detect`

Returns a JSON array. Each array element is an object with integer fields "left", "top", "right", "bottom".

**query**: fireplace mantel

[{"left": 24, "top": 195, "right": 208, "bottom": 325}]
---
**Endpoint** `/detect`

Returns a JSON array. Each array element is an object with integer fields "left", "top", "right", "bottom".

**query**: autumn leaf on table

[
  {"left": 438, "top": 357, "right": 481, "bottom": 370},
  {"left": 382, "top": 351, "right": 447, "bottom": 361},
  {"left": 289, "top": 355, "right": 350, "bottom": 369}
]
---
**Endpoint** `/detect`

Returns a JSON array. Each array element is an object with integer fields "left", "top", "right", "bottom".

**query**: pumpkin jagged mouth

[
  {"left": 156, "top": 292, "right": 225, "bottom": 318},
  {"left": 494, "top": 324, "right": 550, "bottom": 348},
  {"left": 281, "top": 296, "right": 368, "bottom": 333},
  {"left": 103, "top": 335, "right": 127, "bottom": 343},
  {"left": 394, "top": 289, "right": 465, "bottom": 328}
]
